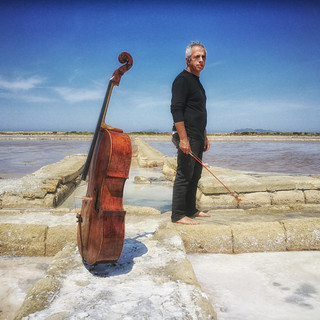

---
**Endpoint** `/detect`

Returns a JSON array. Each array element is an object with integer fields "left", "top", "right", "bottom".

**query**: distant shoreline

[{"left": 0, "top": 131, "right": 320, "bottom": 141}]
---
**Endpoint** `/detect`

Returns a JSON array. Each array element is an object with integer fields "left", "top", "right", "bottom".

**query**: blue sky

[{"left": 0, "top": 0, "right": 319, "bottom": 133}]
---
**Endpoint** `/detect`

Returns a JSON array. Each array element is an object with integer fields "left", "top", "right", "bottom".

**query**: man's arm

[{"left": 175, "top": 121, "right": 191, "bottom": 154}]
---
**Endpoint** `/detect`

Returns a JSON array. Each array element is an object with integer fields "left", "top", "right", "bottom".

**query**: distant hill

[{"left": 233, "top": 128, "right": 277, "bottom": 133}]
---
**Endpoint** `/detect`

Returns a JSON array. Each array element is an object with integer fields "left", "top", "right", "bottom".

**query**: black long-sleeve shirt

[{"left": 170, "top": 70, "right": 207, "bottom": 141}]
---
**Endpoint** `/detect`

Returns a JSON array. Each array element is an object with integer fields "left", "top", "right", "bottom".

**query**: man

[{"left": 170, "top": 41, "right": 210, "bottom": 225}]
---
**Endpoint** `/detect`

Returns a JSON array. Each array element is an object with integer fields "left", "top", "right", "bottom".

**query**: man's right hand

[
  {"left": 179, "top": 138, "right": 191, "bottom": 154},
  {"left": 174, "top": 121, "right": 191, "bottom": 154}
]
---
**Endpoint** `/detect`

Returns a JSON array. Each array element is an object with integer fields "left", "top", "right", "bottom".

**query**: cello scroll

[{"left": 112, "top": 52, "right": 133, "bottom": 85}]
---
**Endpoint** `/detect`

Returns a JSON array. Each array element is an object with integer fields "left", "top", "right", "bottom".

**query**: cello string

[{"left": 189, "top": 151, "right": 241, "bottom": 202}]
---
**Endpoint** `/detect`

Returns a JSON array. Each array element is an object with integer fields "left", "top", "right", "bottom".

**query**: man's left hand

[{"left": 204, "top": 137, "right": 210, "bottom": 152}]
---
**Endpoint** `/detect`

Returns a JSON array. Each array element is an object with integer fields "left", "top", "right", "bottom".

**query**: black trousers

[{"left": 171, "top": 133, "right": 204, "bottom": 222}]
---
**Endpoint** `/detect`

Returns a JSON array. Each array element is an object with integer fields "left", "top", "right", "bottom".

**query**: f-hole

[{"left": 94, "top": 187, "right": 99, "bottom": 213}]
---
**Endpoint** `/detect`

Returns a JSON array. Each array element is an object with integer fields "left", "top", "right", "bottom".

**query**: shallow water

[
  {"left": 149, "top": 140, "right": 320, "bottom": 175},
  {"left": 1, "top": 139, "right": 320, "bottom": 179},
  {"left": 0, "top": 139, "right": 90, "bottom": 179},
  {"left": 61, "top": 165, "right": 173, "bottom": 213}
]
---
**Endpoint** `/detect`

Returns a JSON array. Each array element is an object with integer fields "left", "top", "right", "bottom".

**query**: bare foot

[
  {"left": 175, "top": 216, "right": 200, "bottom": 225},
  {"left": 193, "top": 211, "right": 211, "bottom": 217}
]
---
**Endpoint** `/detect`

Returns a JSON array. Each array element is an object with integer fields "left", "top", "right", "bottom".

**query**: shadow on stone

[{"left": 83, "top": 235, "right": 149, "bottom": 277}]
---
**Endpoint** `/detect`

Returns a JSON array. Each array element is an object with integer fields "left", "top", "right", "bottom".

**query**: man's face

[{"left": 186, "top": 46, "right": 206, "bottom": 76}]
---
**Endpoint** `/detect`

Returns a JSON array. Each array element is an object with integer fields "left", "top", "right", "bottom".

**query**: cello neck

[
  {"left": 81, "top": 52, "right": 133, "bottom": 181},
  {"left": 99, "top": 80, "right": 115, "bottom": 128},
  {"left": 100, "top": 52, "right": 133, "bottom": 125}
]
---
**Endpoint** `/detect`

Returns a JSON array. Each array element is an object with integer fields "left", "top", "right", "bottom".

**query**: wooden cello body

[{"left": 77, "top": 52, "right": 133, "bottom": 265}]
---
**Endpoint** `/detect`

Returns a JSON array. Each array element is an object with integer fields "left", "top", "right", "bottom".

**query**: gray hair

[{"left": 185, "top": 41, "right": 207, "bottom": 60}]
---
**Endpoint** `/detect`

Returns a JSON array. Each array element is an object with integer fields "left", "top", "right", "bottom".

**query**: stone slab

[
  {"left": 232, "top": 221, "right": 286, "bottom": 253},
  {"left": 238, "top": 192, "right": 271, "bottom": 207},
  {"left": 134, "top": 139, "right": 165, "bottom": 167},
  {"left": 283, "top": 218, "right": 320, "bottom": 251},
  {"left": 271, "top": 190, "right": 305, "bottom": 205},
  {"left": 46, "top": 225, "right": 77, "bottom": 256},
  {"left": 0, "top": 224, "right": 47, "bottom": 256},
  {"left": 0, "top": 154, "right": 85, "bottom": 208},
  {"left": 305, "top": 190, "right": 320, "bottom": 204},
  {"left": 169, "top": 223, "right": 233, "bottom": 254}
]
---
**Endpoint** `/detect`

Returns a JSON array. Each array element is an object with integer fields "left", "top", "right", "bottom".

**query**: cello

[{"left": 77, "top": 52, "right": 133, "bottom": 265}]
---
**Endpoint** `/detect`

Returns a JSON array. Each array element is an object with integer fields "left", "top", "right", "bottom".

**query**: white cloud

[
  {"left": 0, "top": 76, "right": 44, "bottom": 91},
  {"left": 53, "top": 87, "right": 104, "bottom": 103}
]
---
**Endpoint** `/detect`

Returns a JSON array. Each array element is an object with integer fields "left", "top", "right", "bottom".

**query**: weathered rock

[
  {"left": 0, "top": 193, "right": 56, "bottom": 208},
  {"left": 125, "top": 205, "right": 161, "bottom": 216},
  {"left": 260, "top": 175, "right": 301, "bottom": 192},
  {"left": 14, "top": 277, "right": 61, "bottom": 320},
  {"left": 294, "top": 176, "right": 320, "bottom": 190},
  {"left": 162, "top": 157, "right": 177, "bottom": 180},
  {"left": 239, "top": 192, "right": 271, "bottom": 207},
  {"left": 46, "top": 243, "right": 81, "bottom": 277},
  {"left": 199, "top": 172, "right": 267, "bottom": 194},
  {"left": 232, "top": 221, "right": 286, "bottom": 253},
  {"left": 0, "top": 224, "right": 47, "bottom": 256},
  {"left": 0, "top": 154, "right": 86, "bottom": 208},
  {"left": 283, "top": 218, "right": 320, "bottom": 251},
  {"left": 134, "top": 176, "right": 151, "bottom": 184},
  {"left": 305, "top": 190, "right": 320, "bottom": 204},
  {"left": 133, "top": 138, "right": 165, "bottom": 167},
  {"left": 197, "top": 192, "right": 238, "bottom": 209},
  {"left": 271, "top": 190, "right": 305, "bottom": 205},
  {"left": 46, "top": 225, "right": 77, "bottom": 256},
  {"left": 168, "top": 222, "right": 233, "bottom": 254}
]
